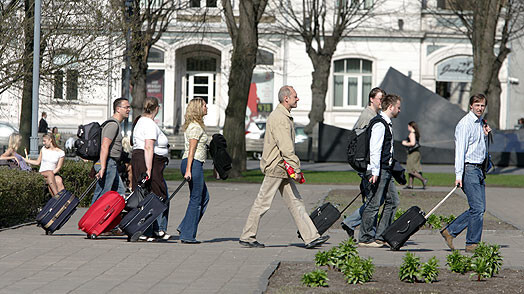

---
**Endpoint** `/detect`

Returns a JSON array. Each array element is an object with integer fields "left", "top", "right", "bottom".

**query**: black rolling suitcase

[
  {"left": 119, "top": 179, "right": 186, "bottom": 242},
  {"left": 36, "top": 179, "right": 98, "bottom": 235},
  {"left": 383, "top": 186, "right": 458, "bottom": 250},
  {"left": 298, "top": 191, "right": 362, "bottom": 239}
]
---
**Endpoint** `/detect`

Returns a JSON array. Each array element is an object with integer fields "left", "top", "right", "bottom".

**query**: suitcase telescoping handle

[
  {"left": 78, "top": 179, "right": 99, "bottom": 201},
  {"left": 425, "top": 185, "right": 459, "bottom": 220},
  {"left": 166, "top": 178, "right": 188, "bottom": 203},
  {"left": 339, "top": 191, "right": 363, "bottom": 215}
]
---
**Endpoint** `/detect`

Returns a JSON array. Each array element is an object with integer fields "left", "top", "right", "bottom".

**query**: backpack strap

[{"left": 101, "top": 119, "right": 120, "bottom": 157}]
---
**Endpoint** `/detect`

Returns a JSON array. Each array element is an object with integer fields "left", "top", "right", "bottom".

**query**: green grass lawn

[{"left": 164, "top": 168, "right": 524, "bottom": 187}]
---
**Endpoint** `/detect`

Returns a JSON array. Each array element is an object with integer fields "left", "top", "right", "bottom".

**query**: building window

[
  {"left": 53, "top": 70, "right": 64, "bottom": 100},
  {"left": 66, "top": 70, "right": 78, "bottom": 100},
  {"left": 187, "top": 56, "right": 217, "bottom": 71},
  {"left": 333, "top": 58, "right": 372, "bottom": 108},
  {"left": 256, "top": 49, "right": 274, "bottom": 65},
  {"left": 350, "top": 0, "right": 373, "bottom": 9},
  {"left": 190, "top": 0, "right": 200, "bottom": 7},
  {"left": 147, "top": 48, "right": 164, "bottom": 63},
  {"left": 190, "top": 0, "right": 217, "bottom": 7}
]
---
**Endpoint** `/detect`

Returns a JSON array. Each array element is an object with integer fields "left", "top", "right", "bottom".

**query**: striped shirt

[{"left": 454, "top": 111, "right": 487, "bottom": 180}]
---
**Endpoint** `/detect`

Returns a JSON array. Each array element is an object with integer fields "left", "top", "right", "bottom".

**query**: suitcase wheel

[
  {"left": 129, "top": 231, "right": 143, "bottom": 242},
  {"left": 45, "top": 230, "right": 52, "bottom": 235},
  {"left": 87, "top": 233, "right": 97, "bottom": 239}
]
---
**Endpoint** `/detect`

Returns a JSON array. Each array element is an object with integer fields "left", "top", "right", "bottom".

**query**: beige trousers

[{"left": 240, "top": 176, "right": 320, "bottom": 244}]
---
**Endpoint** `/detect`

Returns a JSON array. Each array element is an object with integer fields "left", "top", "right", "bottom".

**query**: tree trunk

[
  {"left": 19, "top": 0, "right": 35, "bottom": 152},
  {"left": 470, "top": 0, "right": 504, "bottom": 129},
  {"left": 223, "top": 42, "right": 257, "bottom": 177},
  {"left": 129, "top": 31, "right": 149, "bottom": 118},
  {"left": 305, "top": 54, "right": 333, "bottom": 135}
]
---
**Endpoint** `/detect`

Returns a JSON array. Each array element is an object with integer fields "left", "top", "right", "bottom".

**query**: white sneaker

[
  {"left": 138, "top": 235, "right": 155, "bottom": 242},
  {"left": 154, "top": 231, "right": 171, "bottom": 240},
  {"left": 359, "top": 241, "right": 385, "bottom": 248}
]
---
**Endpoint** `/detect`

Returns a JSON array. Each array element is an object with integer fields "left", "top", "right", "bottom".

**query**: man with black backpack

[
  {"left": 91, "top": 97, "right": 130, "bottom": 205},
  {"left": 341, "top": 87, "right": 385, "bottom": 241},
  {"left": 359, "top": 94, "right": 402, "bottom": 247}
]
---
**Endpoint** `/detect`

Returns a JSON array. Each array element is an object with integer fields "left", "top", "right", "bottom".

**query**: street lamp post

[
  {"left": 30, "top": 0, "right": 42, "bottom": 157},
  {"left": 123, "top": 0, "right": 133, "bottom": 134}
]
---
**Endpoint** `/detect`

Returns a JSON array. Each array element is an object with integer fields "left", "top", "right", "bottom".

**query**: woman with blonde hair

[
  {"left": 178, "top": 97, "right": 208, "bottom": 244},
  {"left": 25, "top": 133, "right": 65, "bottom": 196},
  {"left": 0, "top": 133, "right": 31, "bottom": 171},
  {"left": 131, "top": 96, "right": 170, "bottom": 241}
]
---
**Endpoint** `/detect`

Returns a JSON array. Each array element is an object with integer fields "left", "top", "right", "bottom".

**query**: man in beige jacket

[{"left": 239, "top": 85, "right": 330, "bottom": 249}]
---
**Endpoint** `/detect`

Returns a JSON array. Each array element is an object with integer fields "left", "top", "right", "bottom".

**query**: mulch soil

[{"left": 266, "top": 261, "right": 524, "bottom": 294}]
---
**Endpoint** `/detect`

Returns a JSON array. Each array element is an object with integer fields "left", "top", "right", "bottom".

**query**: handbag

[
  {"left": 481, "top": 131, "right": 494, "bottom": 177},
  {"left": 407, "top": 142, "right": 420, "bottom": 153}
]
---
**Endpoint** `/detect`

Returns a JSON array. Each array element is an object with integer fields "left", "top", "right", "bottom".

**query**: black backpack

[
  {"left": 74, "top": 120, "right": 118, "bottom": 161},
  {"left": 347, "top": 127, "right": 370, "bottom": 173},
  {"left": 347, "top": 116, "right": 389, "bottom": 172},
  {"left": 209, "top": 134, "right": 232, "bottom": 180}
]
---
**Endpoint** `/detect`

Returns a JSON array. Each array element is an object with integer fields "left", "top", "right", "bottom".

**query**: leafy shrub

[
  {"left": 399, "top": 252, "right": 421, "bottom": 283},
  {"left": 394, "top": 208, "right": 405, "bottom": 221},
  {"left": 0, "top": 167, "right": 49, "bottom": 228},
  {"left": 301, "top": 269, "right": 329, "bottom": 287},
  {"left": 341, "top": 256, "right": 375, "bottom": 284},
  {"left": 59, "top": 160, "right": 94, "bottom": 206},
  {"left": 472, "top": 242, "right": 503, "bottom": 278},
  {"left": 470, "top": 257, "right": 491, "bottom": 281},
  {"left": 426, "top": 214, "right": 442, "bottom": 230},
  {"left": 314, "top": 250, "right": 331, "bottom": 267},
  {"left": 446, "top": 250, "right": 472, "bottom": 274},
  {"left": 440, "top": 214, "right": 456, "bottom": 225},
  {"left": 419, "top": 257, "right": 440, "bottom": 283}
]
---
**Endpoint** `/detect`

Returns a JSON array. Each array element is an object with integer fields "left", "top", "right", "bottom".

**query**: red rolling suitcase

[{"left": 78, "top": 191, "right": 126, "bottom": 239}]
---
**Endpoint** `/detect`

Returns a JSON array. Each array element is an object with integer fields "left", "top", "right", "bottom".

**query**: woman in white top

[
  {"left": 131, "top": 96, "right": 170, "bottom": 241},
  {"left": 178, "top": 97, "right": 209, "bottom": 244},
  {"left": 25, "top": 133, "right": 65, "bottom": 196},
  {"left": 0, "top": 133, "right": 31, "bottom": 171}
]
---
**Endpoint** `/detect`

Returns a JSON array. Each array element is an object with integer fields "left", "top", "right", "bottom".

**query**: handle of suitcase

[
  {"left": 425, "top": 185, "right": 459, "bottom": 219},
  {"left": 78, "top": 179, "right": 99, "bottom": 201},
  {"left": 339, "top": 191, "right": 363, "bottom": 215},
  {"left": 166, "top": 178, "right": 188, "bottom": 203}
]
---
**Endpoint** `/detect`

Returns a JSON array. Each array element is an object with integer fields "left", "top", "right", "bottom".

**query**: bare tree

[
  {"left": 221, "top": 0, "right": 269, "bottom": 177},
  {"left": 111, "top": 0, "right": 181, "bottom": 116},
  {"left": 0, "top": 0, "right": 117, "bottom": 150},
  {"left": 431, "top": 0, "right": 524, "bottom": 128},
  {"left": 273, "top": 0, "right": 378, "bottom": 134}
]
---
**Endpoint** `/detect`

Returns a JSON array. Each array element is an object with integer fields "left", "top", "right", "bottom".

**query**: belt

[{"left": 465, "top": 162, "right": 482, "bottom": 168}]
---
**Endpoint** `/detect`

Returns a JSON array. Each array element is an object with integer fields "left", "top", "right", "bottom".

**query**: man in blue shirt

[{"left": 441, "top": 94, "right": 491, "bottom": 253}]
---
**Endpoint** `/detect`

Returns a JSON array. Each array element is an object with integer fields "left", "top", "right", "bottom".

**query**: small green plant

[
  {"left": 440, "top": 214, "right": 456, "bottom": 225},
  {"left": 470, "top": 257, "right": 491, "bottom": 281},
  {"left": 341, "top": 256, "right": 375, "bottom": 284},
  {"left": 446, "top": 250, "right": 472, "bottom": 274},
  {"left": 426, "top": 214, "right": 442, "bottom": 230},
  {"left": 394, "top": 208, "right": 406, "bottom": 221},
  {"left": 472, "top": 242, "right": 503, "bottom": 277},
  {"left": 314, "top": 250, "right": 331, "bottom": 267},
  {"left": 301, "top": 269, "right": 329, "bottom": 287},
  {"left": 399, "top": 252, "right": 421, "bottom": 283},
  {"left": 419, "top": 257, "right": 440, "bottom": 283}
]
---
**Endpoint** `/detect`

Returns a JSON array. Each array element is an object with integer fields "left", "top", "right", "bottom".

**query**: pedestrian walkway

[{"left": 0, "top": 182, "right": 522, "bottom": 293}]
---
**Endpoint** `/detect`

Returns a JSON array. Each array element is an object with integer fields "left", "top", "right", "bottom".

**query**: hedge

[{"left": 0, "top": 159, "right": 94, "bottom": 229}]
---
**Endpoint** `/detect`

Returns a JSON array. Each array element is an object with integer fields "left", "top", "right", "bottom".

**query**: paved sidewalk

[{"left": 0, "top": 182, "right": 523, "bottom": 293}]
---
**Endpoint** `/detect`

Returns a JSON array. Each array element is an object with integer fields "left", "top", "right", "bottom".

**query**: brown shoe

[
  {"left": 465, "top": 244, "right": 478, "bottom": 253},
  {"left": 440, "top": 228, "right": 454, "bottom": 250}
]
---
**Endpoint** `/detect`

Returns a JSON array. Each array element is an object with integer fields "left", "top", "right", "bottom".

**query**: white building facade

[{"left": 1, "top": 0, "right": 519, "bottom": 133}]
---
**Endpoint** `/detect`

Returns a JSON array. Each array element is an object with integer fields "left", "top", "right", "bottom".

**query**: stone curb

[{"left": 256, "top": 260, "right": 281, "bottom": 294}]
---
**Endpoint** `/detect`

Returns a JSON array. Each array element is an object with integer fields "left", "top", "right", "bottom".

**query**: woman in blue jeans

[{"left": 178, "top": 98, "right": 209, "bottom": 244}]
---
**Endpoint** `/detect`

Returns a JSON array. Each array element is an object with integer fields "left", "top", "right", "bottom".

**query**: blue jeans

[
  {"left": 359, "top": 169, "right": 399, "bottom": 243},
  {"left": 342, "top": 173, "right": 381, "bottom": 231},
  {"left": 91, "top": 158, "right": 125, "bottom": 205},
  {"left": 445, "top": 165, "right": 486, "bottom": 245},
  {"left": 178, "top": 158, "right": 209, "bottom": 241}
]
